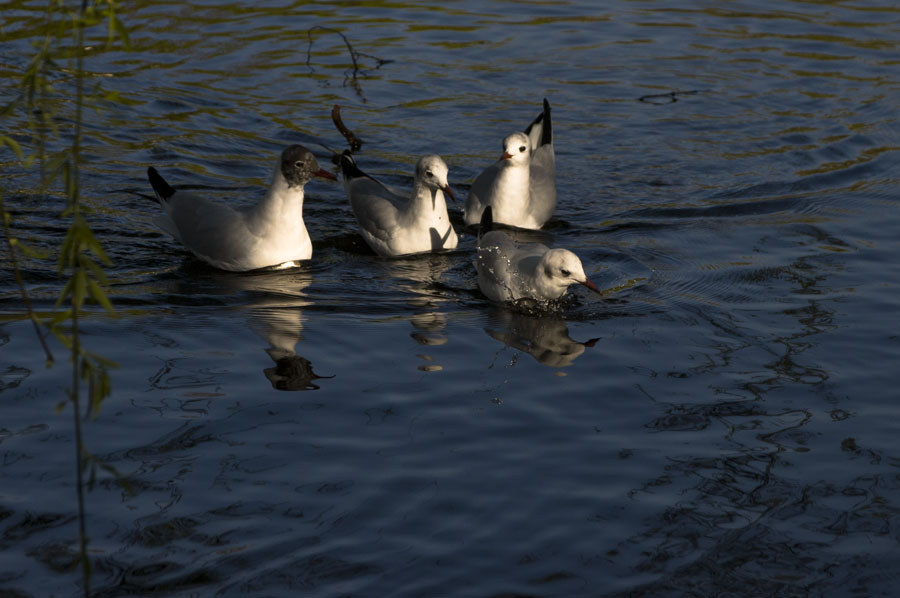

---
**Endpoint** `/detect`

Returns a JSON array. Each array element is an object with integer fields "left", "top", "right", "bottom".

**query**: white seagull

[
  {"left": 464, "top": 98, "right": 556, "bottom": 230},
  {"left": 340, "top": 151, "right": 458, "bottom": 257},
  {"left": 146, "top": 145, "right": 335, "bottom": 272},
  {"left": 475, "top": 206, "right": 600, "bottom": 303}
]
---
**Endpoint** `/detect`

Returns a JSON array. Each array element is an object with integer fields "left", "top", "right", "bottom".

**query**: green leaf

[
  {"left": 67, "top": 269, "right": 88, "bottom": 310},
  {"left": 109, "top": 12, "right": 131, "bottom": 50},
  {"left": 49, "top": 308, "right": 74, "bottom": 326},
  {"left": 55, "top": 277, "right": 74, "bottom": 308},
  {"left": 84, "top": 350, "right": 118, "bottom": 369},
  {"left": 1, "top": 136, "right": 24, "bottom": 160},
  {"left": 49, "top": 324, "right": 73, "bottom": 349},
  {"left": 83, "top": 255, "right": 110, "bottom": 286},
  {"left": 42, "top": 149, "right": 71, "bottom": 191},
  {"left": 80, "top": 227, "right": 112, "bottom": 265},
  {"left": 87, "top": 278, "right": 115, "bottom": 314},
  {"left": 13, "top": 239, "right": 51, "bottom": 260}
]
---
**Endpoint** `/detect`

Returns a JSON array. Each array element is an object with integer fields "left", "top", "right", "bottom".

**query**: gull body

[
  {"left": 464, "top": 98, "right": 556, "bottom": 230},
  {"left": 340, "top": 151, "right": 458, "bottom": 257},
  {"left": 146, "top": 145, "right": 335, "bottom": 272},
  {"left": 475, "top": 206, "right": 599, "bottom": 303}
]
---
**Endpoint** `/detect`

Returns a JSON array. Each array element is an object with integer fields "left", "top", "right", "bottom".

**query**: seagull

[
  {"left": 464, "top": 98, "right": 555, "bottom": 230},
  {"left": 339, "top": 151, "right": 458, "bottom": 257},
  {"left": 146, "top": 145, "right": 335, "bottom": 272},
  {"left": 475, "top": 206, "right": 600, "bottom": 303}
]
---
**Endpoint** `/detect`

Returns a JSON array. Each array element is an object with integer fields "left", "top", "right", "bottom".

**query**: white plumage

[
  {"left": 147, "top": 145, "right": 335, "bottom": 272},
  {"left": 475, "top": 207, "right": 599, "bottom": 303},
  {"left": 340, "top": 152, "right": 458, "bottom": 257},
  {"left": 464, "top": 98, "right": 556, "bottom": 230}
]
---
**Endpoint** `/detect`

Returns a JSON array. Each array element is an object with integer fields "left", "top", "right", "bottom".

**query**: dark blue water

[{"left": 2, "top": 1, "right": 900, "bottom": 596}]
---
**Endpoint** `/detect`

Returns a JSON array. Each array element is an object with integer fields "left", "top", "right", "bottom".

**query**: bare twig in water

[
  {"left": 638, "top": 89, "right": 700, "bottom": 105},
  {"left": 306, "top": 26, "right": 392, "bottom": 103},
  {"left": 331, "top": 105, "right": 362, "bottom": 152}
]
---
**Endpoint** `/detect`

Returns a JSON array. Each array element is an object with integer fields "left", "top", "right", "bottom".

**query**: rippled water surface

[{"left": 2, "top": 1, "right": 900, "bottom": 596}]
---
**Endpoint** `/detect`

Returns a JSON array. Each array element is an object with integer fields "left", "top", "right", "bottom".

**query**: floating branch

[
  {"left": 637, "top": 89, "right": 700, "bottom": 105},
  {"left": 306, "top": 26, "right": 393, "bottom": 103}
]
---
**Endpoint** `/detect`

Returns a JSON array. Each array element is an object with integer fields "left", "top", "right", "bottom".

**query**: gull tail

[
  {"left": 147, "top": 167, "right": 176, "bottom": 202},
  {"left": 524, "top": 98, "right": 552, "bottom": 149}
]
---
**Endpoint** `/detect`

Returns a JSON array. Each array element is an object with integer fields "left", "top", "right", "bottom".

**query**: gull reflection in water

[
  {"left": 381, "top": 253, "right": 456, "bottom": 371},
  {"left": 213, "top": 267, "right": 332, "bottom": 391},
  {"left": 249, "top": 306, "right": 333, "bottom": 391},
  {"left": 485, "top": 308, "right": 599, "bottom": 368}
]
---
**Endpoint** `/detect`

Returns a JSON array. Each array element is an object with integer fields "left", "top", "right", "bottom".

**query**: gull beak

[
  {"left": 580, "top": 278, "right": 603, "bottom": 295},
  {"left": 316, "top": 168, "right": 337, "bottom": 181},
  {"left": 442, "top": 184, "right": 457, "bottom": 203},
  {"left": 500, "top": 152, "right": 513, "bottom": 160}
]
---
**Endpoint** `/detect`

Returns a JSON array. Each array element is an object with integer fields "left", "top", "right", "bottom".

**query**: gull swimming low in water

[
  {"left": 474, "top": 206, "right": 600, "bottom": 303},
  {"left": 464, "top": 98, "right": 556, "bottom": 230},
  {"left": 340, "top": 151, "right": 458, "bottom": 257},
  {"left": 146, "top": 144, "right": 335, "bottom": 272}
]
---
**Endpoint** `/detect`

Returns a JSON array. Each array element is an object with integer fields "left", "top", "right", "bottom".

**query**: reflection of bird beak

[
  {"left": 316, "top": 168, "right": 337, "bottom": 181},
  {"left": 500, "top": 152, "right": 513, "bottom": 160},
  {"left": 442, "top": 184, "right": 457, "bottom": 203},
  {"left": 581, "top": 278, "right": 603, "bottom": 295}
]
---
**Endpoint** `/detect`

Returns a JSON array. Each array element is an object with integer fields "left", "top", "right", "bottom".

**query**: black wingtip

[
  {"left": 147, "top": 167, "right": 176, "bottom": 201},
  {"left": 524, "top": 99, "right": 552, "bottom": 147},
  {"left": 540, "top": 98, "right": 552, "bottom": 146},
  {"left": 339, "top": 150, "right": 367, "bottom": 180}
]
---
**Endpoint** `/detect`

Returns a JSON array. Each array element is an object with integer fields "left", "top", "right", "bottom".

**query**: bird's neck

[
  {"left": 494, "top": 160, "right": 530, "bottom": 199},
  {"left": 249, "top": 171, "right": 305, "bottom": 230},
  {"left": 531, "top": 259, "right": 564, "bottom": 301},
  {"left": 410, "top": 183, "right": 447, "bottom": 217}
]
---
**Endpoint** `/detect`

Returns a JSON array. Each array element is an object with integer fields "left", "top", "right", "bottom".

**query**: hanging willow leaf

[
  {"left": 1, "top": 135, "right": 24, "bottom": 159},
  {"left": 87, "top": 278, "right": 114, "bottom": 314}
]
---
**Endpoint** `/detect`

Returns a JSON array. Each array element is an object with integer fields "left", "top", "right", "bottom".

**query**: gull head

[
  {"left": 280, "top": 145, "right": 336, "bottom": 188},
  {"left": 500, "top": 132, "right": 532, "bottom": 164},
  {"left": 415, "top": 154, "right": 456, "bottom": 203},
  {"left": 537, "top": 248, "right": 601, "bottom": 299}
]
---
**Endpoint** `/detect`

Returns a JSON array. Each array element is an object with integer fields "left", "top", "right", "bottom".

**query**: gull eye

[
  {"left": 425, "top": 170, "right": 434, "bottom": 178},
  {"left": 294, "top": 160, "right": 305, "bottom": 169},
  {"left": 519, "top": 145, "right": 527, "bottom": 153},
  {"left": 560, "top": 268, "right": 571, "bottom": 277}
]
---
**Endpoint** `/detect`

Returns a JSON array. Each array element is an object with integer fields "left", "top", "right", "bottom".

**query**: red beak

[
  {"left": 316, "top": 168, "right": 337, "bottom": 181},
  {"left": 581, "top": 278, "right": 603, "bottom": 295},
  {"left": 500, "top": 152, "right": 513, "bottom": 160},
  {"left": 442, "top": 185, "right": 457, "bottom": 203}
]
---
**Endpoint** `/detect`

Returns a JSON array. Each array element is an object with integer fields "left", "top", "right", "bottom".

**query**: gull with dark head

[
  {"left": 146, "top": 144, "right": 335, "bottom": 272},
  {"left": 475, "top": 206, "right": 600, "bottom": 303},
  {"left": 464, "top": 98, "right": 556, "bottom": 230},
  {"left": 340, "top": 151, "right": 458, "bottom": 257}
]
